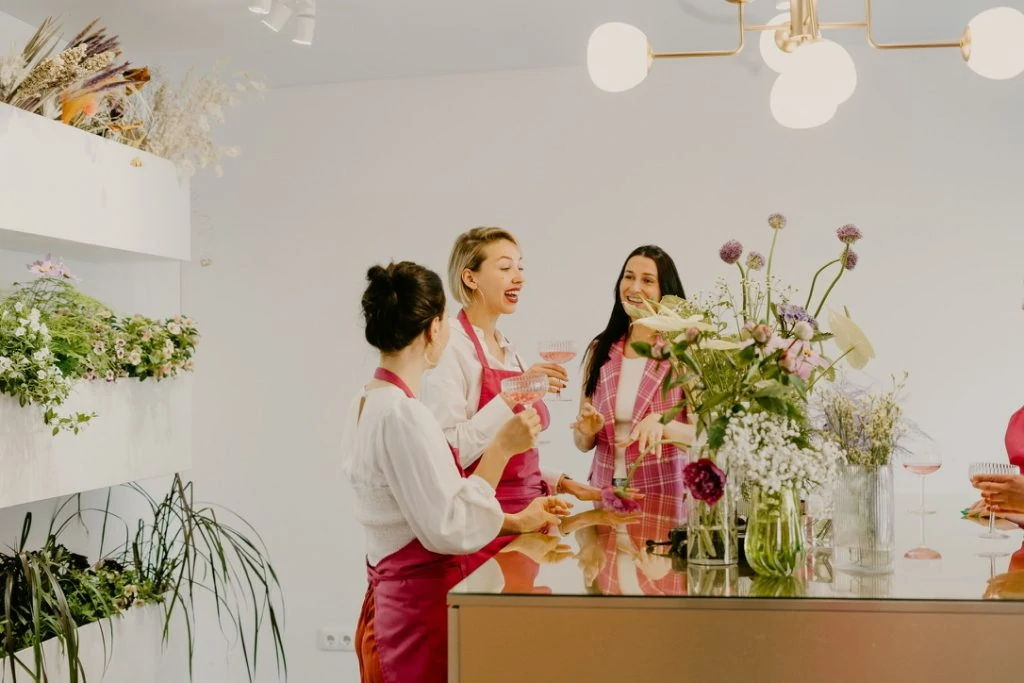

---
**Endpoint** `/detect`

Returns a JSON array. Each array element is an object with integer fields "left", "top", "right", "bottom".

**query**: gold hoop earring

[{"left": 424, "top": 345, "right": 439, "bottom": 369}]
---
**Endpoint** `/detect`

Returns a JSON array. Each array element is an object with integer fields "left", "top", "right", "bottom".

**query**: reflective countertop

[{"left": 450, "top": 493, "right": 1024, "bottom": 602}]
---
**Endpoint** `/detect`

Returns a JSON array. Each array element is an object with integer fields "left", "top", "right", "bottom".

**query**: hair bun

[
  {"left": 364, "top": 265, "right": 400, "bottom": 312},
  {"left": 361, "top": 260, "right": 446, "bottom": 354}
]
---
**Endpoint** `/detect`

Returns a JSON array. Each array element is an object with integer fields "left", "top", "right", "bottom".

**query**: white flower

[
  {"left": 13, "top": 302, "right": 23, "bottom": 312},
  {"left": 14, "top": 327, "right": 25, "bottom": 337},
  {"left": 829, "top": 309, "right": 875, "bottom": 369},
  {"left": 717, "top": 411, "right": 840, "bottom": 498},
  {"left": 167, "top": 322, "right": 182, "bottom": 335},
  {"left": 128, "top": 350, "right": 142, "bottom": 365},
  {"left": 792, "top": 320, "right": 814, "bottom": 341}
]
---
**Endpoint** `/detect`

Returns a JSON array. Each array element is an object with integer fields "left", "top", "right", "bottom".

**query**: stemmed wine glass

[
  {"left": 901, "top": 444, "right": 942, "bottom": 515},
  {"left": 969, "top": 462, "right": 1021, "bottom": 540},
  {"left": 537, "top": 340, "right": 578, "bottom": 402},
  {"left": 500, "top": 373, "right": 549, "bottom": 410}
]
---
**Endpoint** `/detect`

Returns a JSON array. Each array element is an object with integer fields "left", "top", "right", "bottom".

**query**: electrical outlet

[{"left": 318, "top": 627, "right": 354, "bottom": 652}]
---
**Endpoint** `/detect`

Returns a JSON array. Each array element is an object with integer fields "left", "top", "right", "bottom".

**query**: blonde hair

[{"left": 447, "top": 227, "right": 519, "bottom": 306}]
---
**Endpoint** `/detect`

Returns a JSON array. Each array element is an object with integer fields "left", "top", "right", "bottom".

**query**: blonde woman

[{"left": 424, "top": 227, "right": 599, "bottom": 529}]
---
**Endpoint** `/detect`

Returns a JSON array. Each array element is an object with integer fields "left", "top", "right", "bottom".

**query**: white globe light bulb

[
  {"left": 760, "top": 13, "right": 795, "bottom": 73},
  {"left": 788, "top": 39, "right": 857, "bottom": 104},
  {"left": 770, "top": 72, "right": 837, "bottom": 129},
  {"left": 966, "top": 7, "right": 1024, "bottom": 80},
  {"left": 586, "top": 22, "right": 652, "bottom": 93}
]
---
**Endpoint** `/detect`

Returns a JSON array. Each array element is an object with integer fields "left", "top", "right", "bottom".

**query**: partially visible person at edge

[
  {"left": 423, "top": 226, "right": 600, "bottom": 572},
  {"left": 343, "top": 261, "right": 571, "bottom": 683},
  {"left": 970, "top": 294, "right": 1024, "bottom": 522},
  {"left": 973, "top": 407, "right": 1024, "bottom": 520},
  {"left": 571, "top": 245, "right": 695, "bottom": 506}
]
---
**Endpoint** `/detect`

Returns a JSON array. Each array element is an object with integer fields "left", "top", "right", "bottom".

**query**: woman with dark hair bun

[{"left": 344, "top": 261, "right": 570, "bottom": 683}]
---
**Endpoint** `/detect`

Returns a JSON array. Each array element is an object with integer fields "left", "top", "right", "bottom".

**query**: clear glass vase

[
  {"left": 832, "top": 462, "right": 895, "bottom": 574},
  {"left": 687, "top": 488, "right": 738, "bottom": 566},
  {"left": 744, "top": 486, "right": 803, "bottom": 577}
]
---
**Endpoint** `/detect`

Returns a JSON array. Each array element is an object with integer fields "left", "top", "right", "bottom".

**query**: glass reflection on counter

[
  {"left": 900, "top": 513, "right": 943, "bottom": 575},
  {"left": 984, "top": 543, "right": 1024, "bottom": 599},
  {"left": 577, "top": 493, "right": 686, "bottom": 596}
]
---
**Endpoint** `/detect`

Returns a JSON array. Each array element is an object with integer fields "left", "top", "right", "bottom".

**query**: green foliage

[{"left": 0, "top": 477, "right": 287, "bottom": 682}]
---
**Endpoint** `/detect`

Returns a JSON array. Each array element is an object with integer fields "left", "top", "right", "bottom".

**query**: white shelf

[
  {"left": 0, "top": 376, "right": 192, "bottom": 510},
  {"left": 2, "top": 602, "right": 188, "bottom": 683},
  {"left": 0, "top": 103, "right": 190, "bottom": 262}
]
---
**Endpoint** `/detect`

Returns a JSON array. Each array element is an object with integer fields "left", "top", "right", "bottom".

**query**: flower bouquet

[{"left": 628, "top": 213, "right": 875, "bottom": 568}]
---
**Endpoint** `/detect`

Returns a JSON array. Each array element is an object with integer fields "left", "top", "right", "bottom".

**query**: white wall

[{"left": 184, "top": 43, "right": 1024, "bottom": 682}]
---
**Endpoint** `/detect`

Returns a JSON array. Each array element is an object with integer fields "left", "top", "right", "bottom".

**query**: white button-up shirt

[
  {"left": 342, "top": 385, "right": 504, "bottom": 566},
  {"left": 423, "top": 316, "right": 562, "bottom": 491}
]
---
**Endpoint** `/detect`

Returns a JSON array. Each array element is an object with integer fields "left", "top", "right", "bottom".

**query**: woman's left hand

[
  {"left": 617, "top": 413, "right": 665, "bottom": 459},
  {"left": 558, "top": 477, "right": 604, "bottom": 502},
  {"left": 973, "top": 474, "right": 1024, "bottom": 514}
]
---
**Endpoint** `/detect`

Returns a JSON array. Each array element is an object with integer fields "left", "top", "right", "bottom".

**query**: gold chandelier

[{"left": 586, "top": 0, "right": 1024, "bottom": 128}]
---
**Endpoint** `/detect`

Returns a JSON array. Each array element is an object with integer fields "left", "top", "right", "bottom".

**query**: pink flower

[
  {"left": 842, "top": 249, "right": 858, "bottom": 271},
  {"left": 601, "top": 487, "right": 642, "bottom": 513},
  {"left": 836, "top": 224, "right": 862, "bottom": 244},
  {"left": 683, "top": 459, "right": 726, "bottom": 505},
  {"left": 778, "top": 339, "right": 825, "bottom": 380},
  {"left": 768, "top": 214, "right": 787, "bottom": 230},
  {"left": 719, "top": 240, "right": 743, "bottom": 265}
]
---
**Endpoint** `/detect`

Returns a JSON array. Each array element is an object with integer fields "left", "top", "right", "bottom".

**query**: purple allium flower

[
  {"left": 768, "top": 213, "right": 787, "bottom": 230},
  {"left": 719, "top": 240, "right": 743, "bottom": 265},
  {"left": 683, "top": 459, "right": 727, "bottom": 506},
  {"left": 842, "top": 249, "right": 858, "bottom": 271},
  {"left": 601, "top": 486, "right": 642, "bottom": 513},
  {"left": 777, "top": 303, "right": 819, "bottom": 331},
  {"left": 746, "top": 251, "right": 766, "bottom": 271},
  {"left": 836, "top": 224, "right": 862, "bottom": 244}
]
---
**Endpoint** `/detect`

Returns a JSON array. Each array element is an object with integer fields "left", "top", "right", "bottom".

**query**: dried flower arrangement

[{"left": 0, "top": 17, "right": 264, "bottom": 178}]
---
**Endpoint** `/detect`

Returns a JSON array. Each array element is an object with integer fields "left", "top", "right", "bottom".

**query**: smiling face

[
  {"left": 619, "top": 255, "right": 661, "bottom": 318},
  {"left": 462, "top": 239, "right": 525, "bottom": 315}
]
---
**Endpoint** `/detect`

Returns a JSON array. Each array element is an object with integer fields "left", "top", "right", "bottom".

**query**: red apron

[
  {"left": 457, "top": 310, "right": 551, "bottom": 574},
  {"left": 1005, "top": 406, "right": 1024, "bottom": 471},
  {"left": 355, "top": 368, "right": 469, "bottom": 683}
]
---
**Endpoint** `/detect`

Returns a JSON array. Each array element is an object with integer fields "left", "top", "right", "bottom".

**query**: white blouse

[
  {"left": 422, "top": 317, "right": 562, "bottom": 490},
  {"left": 341, "top": 385, "right": 505, "bottom": 566},
  {"left": 613, "top": 356, "right": 648, "bottom": 479}
]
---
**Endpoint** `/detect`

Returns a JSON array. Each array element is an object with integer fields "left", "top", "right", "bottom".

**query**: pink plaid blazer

[{"left": 587, "top": 338, "right": 689, "bottom": 497}]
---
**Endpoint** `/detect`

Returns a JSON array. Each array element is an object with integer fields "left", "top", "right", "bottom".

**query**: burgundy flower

[
  {"left": 836, "top": 224, "right": 862, "bottom": 244},
  {"left": 601, "top": 486, "right": 642, "bottom": 513},
  {"left": 842, "top": 249, "right": 858, "bottom": 271},
  {"left": 683, "top": 458, "right": 727, "bottom": 505},
  {"left": 719, "top": 240, "right": 743, "bottom": 265}
]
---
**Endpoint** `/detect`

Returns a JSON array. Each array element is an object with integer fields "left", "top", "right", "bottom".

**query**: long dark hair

[{"left": 582, "top": 245, "right": 686, "bottom": 398}]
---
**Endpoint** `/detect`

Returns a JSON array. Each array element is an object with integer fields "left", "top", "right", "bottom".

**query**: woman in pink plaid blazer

[{"left": 571, "top": 245, "right": 694, "bottom": 499}]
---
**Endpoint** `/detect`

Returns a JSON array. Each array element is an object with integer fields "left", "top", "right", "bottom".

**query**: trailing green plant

[
  {"left": 0, "top": 476, "right": 286, "bottom": 683},
  {"left": 0, "top": 255, "right": 199, "bottom": 434}
]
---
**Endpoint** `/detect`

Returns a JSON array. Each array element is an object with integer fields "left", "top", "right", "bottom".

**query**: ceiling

[{"left": 0, "top": 0, "right": 1002, "bottom": 88}]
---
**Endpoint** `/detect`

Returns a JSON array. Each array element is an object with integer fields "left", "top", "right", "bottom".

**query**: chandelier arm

[
  {"left": 864, "top": 0, "right": 965, "bottom": 52},
  {"left": 653, "top": 1, "right": 745, "bottom": 59}
]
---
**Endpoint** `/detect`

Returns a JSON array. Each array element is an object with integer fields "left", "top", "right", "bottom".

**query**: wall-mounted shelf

[{"left": 0, "top": 103, "right": 190, "bottom": 262}]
